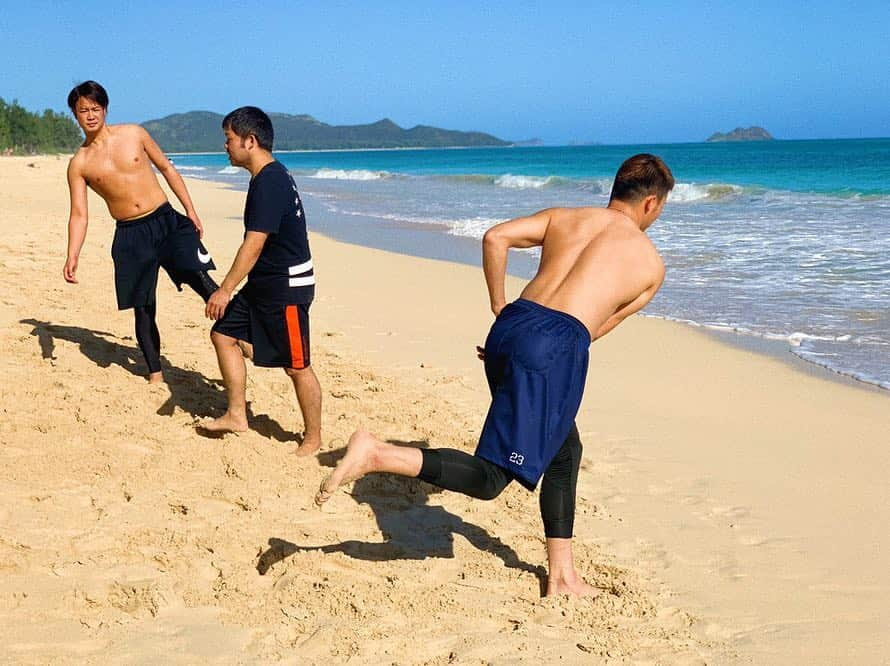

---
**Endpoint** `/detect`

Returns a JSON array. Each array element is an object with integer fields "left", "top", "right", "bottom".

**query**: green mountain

[{"left": 142, "top": 111, "right": 509, "bottom": 152}]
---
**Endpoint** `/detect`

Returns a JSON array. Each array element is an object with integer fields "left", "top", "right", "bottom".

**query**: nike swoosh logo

[{"left": 197, "top": 250, "right": 212, "bottom": 264}]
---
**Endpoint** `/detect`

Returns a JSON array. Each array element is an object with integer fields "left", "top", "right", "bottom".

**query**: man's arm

[
  {"left": 593, "top": 264, "right": 665, "bottom": 340},
  {"left": 482, "top": 209, "right": 553, "bottom": 315},
  {"left": 140, "top": 127, "right": 204, "bottom": 237},
  {"left": 64, "top": 159, "right": 89, "bottom": 283},
  {"left": 205, "top": 231, "right": 269, "bottom": 320}
]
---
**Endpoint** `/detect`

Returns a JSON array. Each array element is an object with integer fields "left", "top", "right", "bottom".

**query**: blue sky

[{"left": 2, "top": 1, "right": 888, "bottom": 144}]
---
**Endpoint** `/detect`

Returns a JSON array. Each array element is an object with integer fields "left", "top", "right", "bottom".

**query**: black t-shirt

[{"left": 242, "top": 161, "right": 314, "bottom": 305}]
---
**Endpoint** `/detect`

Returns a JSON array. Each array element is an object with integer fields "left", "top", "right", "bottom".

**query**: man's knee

[
  {"left": 284, "top": 365, "right": 313, "bottom": 379},
  {"left": 211, "top": 330, "right": 237, "bottom": 349},
  {"left": 472, "top": 468, "right": 511, "bottom": 500},
  {"left": 474, "top": 480, "right": 508, "bottom": 501},
  {"left": 549, "top": 427, "right": 582, "bottom": 471}
]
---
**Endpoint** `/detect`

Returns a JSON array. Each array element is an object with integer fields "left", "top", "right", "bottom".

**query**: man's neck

[
  {"left": 606, "top": 200, "right": 644, "bottom": 229},
  {"left": 82, "top": 124, "right": 111, "bottom": 147},
  {"left": 247, "top": 152, "right": 276, "bottom": 178}
]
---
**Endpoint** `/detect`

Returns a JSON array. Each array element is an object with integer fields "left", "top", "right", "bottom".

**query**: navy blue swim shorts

[{"left": 475, "top": 298, "right": 590, "bottom": 489}]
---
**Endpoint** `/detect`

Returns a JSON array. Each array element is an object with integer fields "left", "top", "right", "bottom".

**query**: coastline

[
  {"left": 168, "top": 144, "right": 518, "bottom": 157},
  {"left": 163, "top": 135, "right": 890, "bottom": 158},
  {"left": 295, "top": 186, "right": 890, "bottom": 396},
  {"left": 175, "top": 144, "right": 890, "bottom": 393},
  {"left": 2, "top": 155, "right": 889, "bottom": 663},
  {"left": 692, "top": 321, "right": 890, "bottom": 395}
]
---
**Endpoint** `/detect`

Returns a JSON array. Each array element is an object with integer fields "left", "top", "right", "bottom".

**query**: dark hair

[
  {"left": 67, "top": 80, "right": 109, "bottom": 112},
  {"left": 222, "top": 106, "right": 274, "bottom": 151},
  {"left": 610, "top": 153, "right": 674, "bottom": 203}
]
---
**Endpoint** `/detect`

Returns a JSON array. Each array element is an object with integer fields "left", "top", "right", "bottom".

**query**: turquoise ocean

[{"left": 171, "top": 140, "right": 890, "bottom": 391}]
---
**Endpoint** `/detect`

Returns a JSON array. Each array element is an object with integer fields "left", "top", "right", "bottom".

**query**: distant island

[
  {"left": 512, "top": 138, "right": 545, "bottom": 147},
  {"left": 142, "top": 111, "right": 509, "bottom": 152},
  {"left": 706, "top": 126, "right": 774, "bottom": 142}
]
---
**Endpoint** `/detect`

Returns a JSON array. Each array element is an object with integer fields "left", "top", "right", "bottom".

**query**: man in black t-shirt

[{"left": 203, "top": 106, "right": 322, "bottom": 456}]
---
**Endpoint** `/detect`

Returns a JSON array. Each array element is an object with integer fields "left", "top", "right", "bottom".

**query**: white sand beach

[{"left": 1, "top": 155, "right": 888, "bottom": 664}]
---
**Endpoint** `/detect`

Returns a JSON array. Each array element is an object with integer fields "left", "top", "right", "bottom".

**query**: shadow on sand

[
  {"left": 18, "top": 319, "right": 282, "bottom": 433},
  {"left": 257, "top": 441, "right": 547, "bottom": 593},
  {"left": 194, "top": 409, "right": 302, "bottom": 444},
  {"left": 22, "top": 318, "right": 225, "bottom": 418}
]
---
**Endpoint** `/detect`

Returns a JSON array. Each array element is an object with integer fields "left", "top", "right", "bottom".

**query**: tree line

[{"left": 0, "top": 98, "right": 83, "bottom": 154}]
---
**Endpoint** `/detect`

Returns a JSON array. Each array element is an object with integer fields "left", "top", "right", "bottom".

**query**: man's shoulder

[
  {"left": 109, "top": 123, "right": 145, "bottom": 133},
  {"left": 251, "top": 161, "right": 292, "bottom": 192},
  {"left": 109, "top": 124, "right": 150, "bottom": 143},
  {"left": 68, "top": 147, "right": 86, "bottom": 167},
  {"left": 67, "top": 143, "right": 94, "bottom": 175},
  {"left": 546, "top": 206, "right": 605, "bottom": 228},
  {"left": 260, "top": 160, "right": 289, "bottom": 180},
  {"left": 543, "top": 207, "right": 605, "bottom": 233},
  {"left": 551, "top": 205, "right": 598, "bottom": 218},
  {"left": 636, "top": 233, "right": 664, "bottom": 277}
]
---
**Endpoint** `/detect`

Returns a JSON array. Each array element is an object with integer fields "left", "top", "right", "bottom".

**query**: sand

[{"left": 1, "top": 155, "right": 888, "bottom": 664}]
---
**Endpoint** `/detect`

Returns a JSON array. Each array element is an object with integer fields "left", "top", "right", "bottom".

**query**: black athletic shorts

[
  {"left": 212, "top": 293, "right": 312, "bottom": 369},
  {"left": 111, "top": 202, "right": 215, "bottom": 309}
]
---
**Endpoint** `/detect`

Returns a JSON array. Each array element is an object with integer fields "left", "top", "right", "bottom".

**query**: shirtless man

[
  {"left": 316, "top": 154, "right": 673, "bottom": 596},
  {"left": 64, "top": 80, "right": 218, "bottom": 383}
]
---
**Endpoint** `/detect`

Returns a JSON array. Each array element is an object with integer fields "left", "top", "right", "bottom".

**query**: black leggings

[
  {"left": 417, "top": 424, "right": 582, "bottom": 538},
  {"left": 133, "top": 270, "right": 218, "bottom": 374}
]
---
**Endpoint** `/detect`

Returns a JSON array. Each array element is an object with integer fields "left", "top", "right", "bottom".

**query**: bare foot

[
  {"left": 314, "top": 430, "right": 378, "bottom": 505},
  {"left": 148, "top": 371, "right": 164, "bottom": 384},
  {"left": 546, "top": 575, "right": 602, "bottom": 598},
  {"left": 294, "top": 432, "right": 322, "bottom": 457},
  {"left": 201, "top": 411, "right": 249, "bottom": 433}
]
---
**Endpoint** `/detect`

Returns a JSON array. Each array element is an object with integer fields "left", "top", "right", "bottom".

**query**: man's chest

[{"left": 82, "top": 145, "right": 149, "bottom": 185}]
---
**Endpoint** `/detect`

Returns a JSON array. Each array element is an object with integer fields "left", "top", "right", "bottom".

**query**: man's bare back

[
  {"left": 69, "top": 124, "right": 171, "bottom": 221},
  {"left": 520, "top": 207, "right": 665, "bottom": 339},
  {"left": 483, "top": 202, "right": 665, "bottom": 343}
]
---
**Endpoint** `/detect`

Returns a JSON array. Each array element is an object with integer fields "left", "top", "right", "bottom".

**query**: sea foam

[
  {"left": 494, "top": 174, "right": 557, "bottom": 189},
  {"left": 668, "top": 183, "right": 743, "bottom": 203},
  {"left": 310, "top": 168, "right": 390, "bottom": 181}
]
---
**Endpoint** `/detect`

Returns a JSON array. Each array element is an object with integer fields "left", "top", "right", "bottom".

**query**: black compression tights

[
  {"left": 134, "top": 302, "right": 162, "bottom": 374},
  {"left": 133, "top": 270, "right": 218, "bottom": 374},
  {"left": 176, "top": 269, "right": 218, "bottom": 302},
  {"left": 417, "top": 425, "right": 583, "bottom": 538}
]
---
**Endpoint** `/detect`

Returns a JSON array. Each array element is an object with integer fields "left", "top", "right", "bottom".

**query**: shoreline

[
  {"left": 692, "top": 320, "right": 890, "bottom": 395},
  {"left": 212, "top": 171, "right": 890, "bottom": 396},
  {"left": 167, "top": 143, "right": 514, "bottom": 157},
  {"left": 159, "top": 134, "right": 890, "bottom": 157},
  {"left": 176, "top": 156, "right": 890, "bottom": 393}
]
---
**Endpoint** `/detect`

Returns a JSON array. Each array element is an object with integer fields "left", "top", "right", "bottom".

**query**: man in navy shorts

[
  {"left": 317, "top": 154, "right": 674, "bottom": 596},
  {"left": 204, "top": 107, "right": 322, "bottom": 456},
  {"left": 64, "top": 80, "right": 218, "bottom": 383}
]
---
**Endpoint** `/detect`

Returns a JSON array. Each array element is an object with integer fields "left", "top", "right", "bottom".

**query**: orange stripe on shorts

[{"left": 285, "top": 305, "right": 305, "bottom": 369}]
